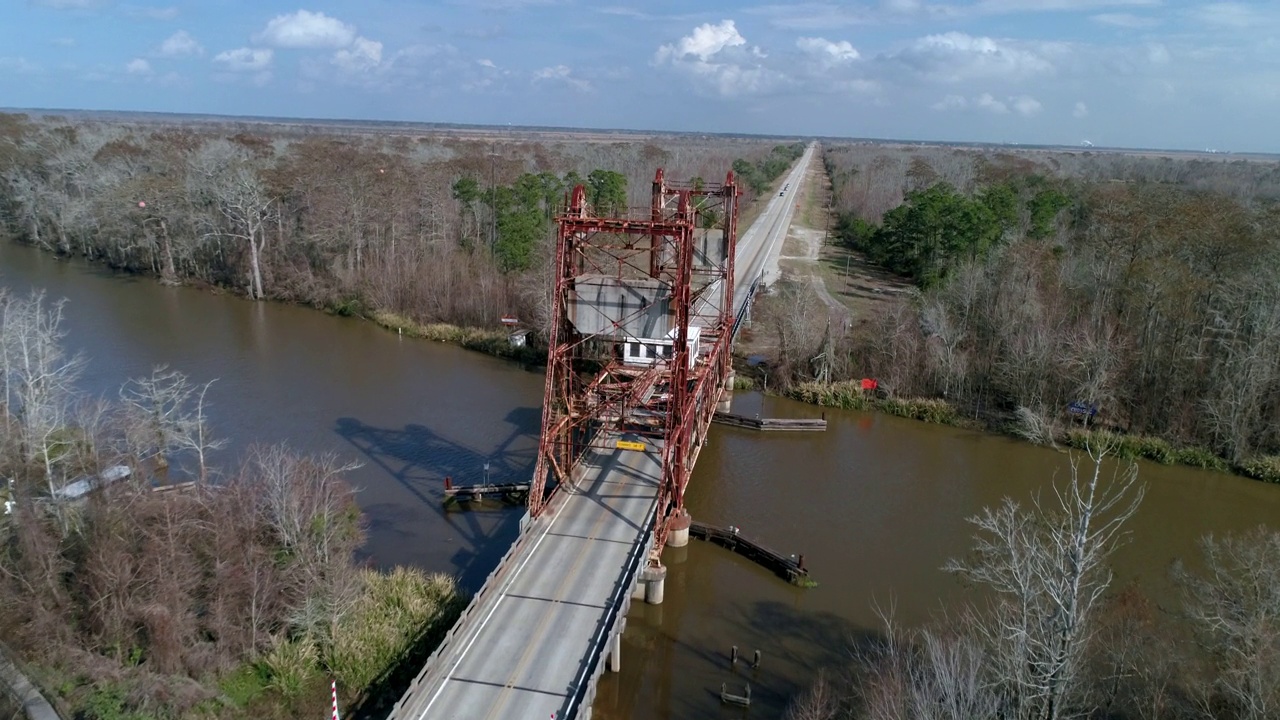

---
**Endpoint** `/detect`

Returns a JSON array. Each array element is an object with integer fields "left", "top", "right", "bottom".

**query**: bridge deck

[{"left": 392, "top": 437, "right": 661, "bottom": 720}]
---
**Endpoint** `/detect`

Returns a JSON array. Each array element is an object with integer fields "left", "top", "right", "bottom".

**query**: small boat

[{"left": 52, "top": 465, "right": 131, "bottom": 501}]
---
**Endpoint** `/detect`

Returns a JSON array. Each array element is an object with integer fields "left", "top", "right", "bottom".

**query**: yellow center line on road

[{"left": 479, "top": 464, "right": 620, "bottom": 720}]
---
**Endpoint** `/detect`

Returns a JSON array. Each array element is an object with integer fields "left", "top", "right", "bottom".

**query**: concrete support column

[
  {"left": 607, "top": 632, "right": 622, "bottom": 672},
  {"left": 642, "top": 563, "right": 667, "bottom": 605},
  {"left": 667, "top": 510, "right": 691, "bottom": 548},
  {"left": 718, "top": 370, "right": 735, "bottom": 413}
]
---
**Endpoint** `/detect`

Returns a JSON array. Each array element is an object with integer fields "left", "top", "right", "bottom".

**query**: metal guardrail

[
  {"left": 391, "top": 451, "right": 657, "bottom": 719},
  {"left": 731, "top": 273, "right": 763, "bottom": 342},
  {"left": 390, "top": 504, "right": 540, "bottom": 716}
]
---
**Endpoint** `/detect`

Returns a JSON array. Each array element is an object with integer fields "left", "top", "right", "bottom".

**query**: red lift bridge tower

[{"left": 529, "top": 169, "right": 739, "bottom": 552}]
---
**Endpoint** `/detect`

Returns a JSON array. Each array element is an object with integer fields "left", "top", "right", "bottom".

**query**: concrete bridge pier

[
  {"left": 668, "top": 510, "right": 692, "bottom": 548},
  {"left": 718, "top": 371, "right": 736, "bottom": 413},
  {"left": 641, "top": 563, "right": 667, "bottom": 605}
]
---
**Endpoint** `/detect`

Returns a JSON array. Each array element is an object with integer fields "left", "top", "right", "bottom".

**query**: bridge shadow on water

[{"left": 335, "top": 406, "right": 540, "bottom": 593}]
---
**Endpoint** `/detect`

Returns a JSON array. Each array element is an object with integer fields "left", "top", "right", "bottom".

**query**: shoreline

[
  {"left": 13, "top": 239, "right": 1278, "bottom": 487},
  {"left": 777, "top": 379, "right": 1280, "bottom": 484}
]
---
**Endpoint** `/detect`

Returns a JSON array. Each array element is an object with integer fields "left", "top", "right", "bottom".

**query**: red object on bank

[{"left": 861, "top": 378, "right": 878, "bottom": 391}]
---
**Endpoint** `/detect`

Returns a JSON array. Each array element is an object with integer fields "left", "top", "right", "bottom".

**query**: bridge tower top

[{"left": 529, "top": 169, "right": 739, "bottom": 550}]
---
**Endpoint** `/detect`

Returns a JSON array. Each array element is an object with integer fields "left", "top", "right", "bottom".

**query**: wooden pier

[
  {"left": 690, "top": 520, "right": 813, "bottom": 586},
  {"left": 712, "top": 411, "right": 826, "bottom": 432},
  {"left": 442, "top": 476, "right": 530, "bottom": 507}
]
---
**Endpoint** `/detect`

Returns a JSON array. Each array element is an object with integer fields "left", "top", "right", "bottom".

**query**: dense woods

[
  {"left": 0, "top": 112, "right": 786, "bottom": 335},
  {"left": 0, "top": 290, "right": 460, "bottom": 719},
  {"left": 770, "top": 143, "right": 1280, "bottom": 479}
]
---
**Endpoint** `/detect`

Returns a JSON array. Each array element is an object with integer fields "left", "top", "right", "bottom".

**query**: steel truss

[{"left": 529, "top": 169, "right": 739, "bottom": 551}]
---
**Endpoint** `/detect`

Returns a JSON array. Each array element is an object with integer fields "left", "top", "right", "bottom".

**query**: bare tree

[
  {"left": 0, "top": 291, "right": 84, "bottom": 494},
  {"left": 946, "top": 446, "right": 1143, "bottom": 720},
  {"left": 1174, "top": 526, "right": 1280, "bottom": 720},
  {"left": 118, "top": 366, "right": 223, "bottom": 476},
  {"left": 190, "top": 141, "right": 278, "bottom": 300}
]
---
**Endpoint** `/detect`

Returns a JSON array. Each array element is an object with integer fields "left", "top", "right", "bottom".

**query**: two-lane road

[{"left": 733, "top": 142, "right": 817, "bottom": 312}]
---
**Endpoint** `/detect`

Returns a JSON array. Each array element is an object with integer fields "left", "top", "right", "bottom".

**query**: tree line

[
  {"left": 0, "top": 113, "right": 787, "bottom": 333},
  {"left": 764, "top": 143, "right": 1280, "bottom": 476},
  {"left": 732, "top": 142, "right": 807, "bottom": 195},
  {"left": 0, "top": 289, "right": 460, "bottom": 719}
]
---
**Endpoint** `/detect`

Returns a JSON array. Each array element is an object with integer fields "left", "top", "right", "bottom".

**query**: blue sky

[{"left": 2, "top": 0, "right": 1278, "bottom": 152}]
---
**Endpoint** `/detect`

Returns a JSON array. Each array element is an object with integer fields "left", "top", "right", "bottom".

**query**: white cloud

[
  {"left": 655, "top": 20, "right": 746, "bottom": 63},
  {"left": 1190, "top": 2, "right": 1263, "bottom": 28},
  {"left": 256, "top": 10, "right": 357, "bottom": 49},
  {"left": 891, "top": 32, "right": 1056, "bottom": 82},
  {"left": 126, "top": 58, "right": 152, "bottom": 75},
  {"left": 121, "top": 5, "right": 179, "bottom": 20},
  {"left": 797, "top": 37, "right": 860, "bottom": 65},
  {"left": 213, "top": 47, "right": 273, "bottom": 72},
  {"left": 976, "top": 92, "right": 1009, "bottom": 114},
  {"left": 31, "top": 0, "right": 104, "bottom": 9},
  {"left": 332, "top": 37, "right": 383, "bottom": 73},
  {"left": 156, "top": 30, "right": 204, "bottom": 58},
  {"left": 655, "top": 20, "right": 781, "bottom": 97},
  {"left": 1073, "top": 101, "right": 1089, "bottom": 118},
  {"left": 1012, "top": 94, "right": 1042, "bottom": 116},
  {"left": 533, "top": 64, "right": 592, "bottom": 92},
  {"left": 0, "top": 57, "right": 42, "bottom": 74},
  {"left": 1090, "top": 12, "right": 1159, "bottom": 27},
  {"left": 932, "top": 92, "right": 1042, "bottom": 116},
  {"left": 1146, "top": 42, "right": 1170, "bottom": 65},
  {"left": 931, "top": 93, "right": 968, "bottom": 110},
  {"left": 52, "top": 37, "right": 76, "bottom": 47},
  {"left": 477, "top": 58, "right": 497, "bottom": 68}
]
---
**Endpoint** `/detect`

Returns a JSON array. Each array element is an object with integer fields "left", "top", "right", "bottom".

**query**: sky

[{"left": 1, "top": 0, "right": 1278, "bottom": 152}]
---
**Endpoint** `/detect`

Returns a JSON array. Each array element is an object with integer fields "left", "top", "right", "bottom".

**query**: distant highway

[{"left": 733, "top": 142, "right": 817, "bottom": 312}]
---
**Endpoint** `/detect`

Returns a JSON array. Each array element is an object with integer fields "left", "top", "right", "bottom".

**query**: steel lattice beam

[{"left": 528, "top": 169, "right": 738, "bottom": 553}]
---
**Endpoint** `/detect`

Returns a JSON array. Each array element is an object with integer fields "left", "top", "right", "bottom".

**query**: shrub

[
  {"left": 325, "top": 568, "right": 463, "bottom": 693},
  {"left": 1238, "top": 455, "right": 1280, "bottom": 483},
  {"left": 258, "top": 635, "right": 317, "bottom": 699}
]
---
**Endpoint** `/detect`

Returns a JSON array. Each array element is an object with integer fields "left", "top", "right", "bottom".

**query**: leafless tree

[
  {"left": 946, "top": 445, "right": 1143, "bottom": 720},
  {"left": 1174, "top": 526, "right": 1280, "bottom": 720},
  {"left": 0, "top": 291, "right": 84, "bottom": 494},
  {"left": 118, "top": 366, "right": 223, "bottom": 476}
]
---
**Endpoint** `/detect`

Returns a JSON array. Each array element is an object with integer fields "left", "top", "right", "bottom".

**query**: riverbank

[{"left": 778, "top": 379, "right": 1280, "bottom": 484}]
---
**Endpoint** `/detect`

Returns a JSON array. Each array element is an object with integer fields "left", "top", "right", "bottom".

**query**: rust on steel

[{"left": 528, "top": 169, "right": 739, "bottom": 553}]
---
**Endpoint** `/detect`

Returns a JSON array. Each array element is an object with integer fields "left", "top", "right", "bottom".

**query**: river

[{"left": 3, "top": 240, "right": 1279, "bottom": 719}]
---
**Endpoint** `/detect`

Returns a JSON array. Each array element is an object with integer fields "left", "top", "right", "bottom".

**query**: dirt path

[{"left": 775, "top": 146, "right": 912, "bottom": 324}]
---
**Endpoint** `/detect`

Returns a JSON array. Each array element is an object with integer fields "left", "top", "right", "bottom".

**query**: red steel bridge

[{"left": 390, "top": 145, "right": 813, "bottom": 720}]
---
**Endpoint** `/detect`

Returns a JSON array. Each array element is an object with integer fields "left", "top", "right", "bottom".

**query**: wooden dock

[
  {"left": 712, "top": 411, "right": 826, "bottom": 432},
  {"left": 690, "top": 520, "right": 813, "bottom": 586},
  {"left": 442, "top": 476, "right": 530, "bottom": 507}
]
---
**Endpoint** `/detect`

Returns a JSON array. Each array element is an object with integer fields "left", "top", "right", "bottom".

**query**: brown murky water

[{"left": 4, "top": 241, "right": 1279, "bottom": 719}]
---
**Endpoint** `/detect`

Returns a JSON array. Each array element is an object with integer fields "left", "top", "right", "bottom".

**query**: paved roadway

[
  {"left": 390, "top": 147, "right": 815, "bottom": 720},
  {"left": 391, "top": 437, "right": 662, "bottom": 720},
  {"left": 733, "top": 142, "right": 817, "bottom": 313}
]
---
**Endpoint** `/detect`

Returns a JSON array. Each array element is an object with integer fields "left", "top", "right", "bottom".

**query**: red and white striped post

[{"left": 331, "top": 679, "right": 340, "bottom": 720}]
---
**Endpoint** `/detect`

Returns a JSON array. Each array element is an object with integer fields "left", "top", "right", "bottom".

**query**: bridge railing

[
  {"left": 562, "top": 498, "right": 658, "bottom": 719},
  {"left": 732, "top": 272, "right": 763, "bottom": 342},
  {"left": 390, "top": 505, "right": 538, "bottom": 715}
]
